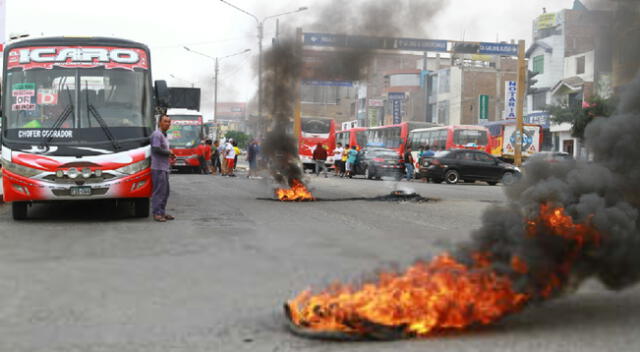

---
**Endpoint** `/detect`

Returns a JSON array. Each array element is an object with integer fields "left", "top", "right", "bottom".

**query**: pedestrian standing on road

[
  {"left": 225, "top": 139, "right": 236, "bottom": 177},
  {"left": 233, "top": 141, "right": 241, "bottom": 172},
  {"left": 346, "top": 145, "right": 358, "bottom": 178},
  {"left": 423, "top": 145, "right": 435, "bottom": 157},
  {"left": 342, "top": 144, "right": 351, "bottom": 177},
  {"left": 312, "top": 142, "right": 329, "bottom": 177},
  {"left": 204, "top": 139, "right": 213, "bottom": 174},
  {"left": 247, "top": 139, "right": 261, "bottom": 179},
  {"left": 333, "top": 142, "right": 344, "bottom": 177},
  {"left": 404, "top": 146, "right": 414, "bottom": 181},
  {"left": 211, "top": 140, "right": 221, "bottom": 175},
  {"left": 197, "top": 140, "right": 207, "bottom": 175},
  {"left": 219, "top": 139, "right": 228, "bottom": 176},
  {"left": 150, "top": 115, "right": 176, "bottom": 222}
]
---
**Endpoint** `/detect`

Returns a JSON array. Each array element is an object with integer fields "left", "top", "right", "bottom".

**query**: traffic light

[
  {"left": 453, "top": 42, "right": 480, "bottom": 54},
  {"left": 527, "top": 70, "right": 540, "bottom": 94}
]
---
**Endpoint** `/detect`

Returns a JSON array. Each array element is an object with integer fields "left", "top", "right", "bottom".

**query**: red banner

[{"left": 7, "top": 46, "right": 149, "bottom": 71}]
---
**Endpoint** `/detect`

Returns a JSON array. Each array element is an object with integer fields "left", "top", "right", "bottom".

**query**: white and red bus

[
  {"left": 167, "top": 108, "right": 204, "bottom": 173},
  {"left": 366, "top": 122, "right": 439, "bottom": 159},
  {"left": 298, "top": 116, "right": 336, "bottom": 171},
  {"left": 336, "top": 127, "right": 368, "bottom": 150},
  {"left": 1, "top": 36, "right": 166, "bottom": 220},
  {"left": 407, "top": 125, "right": 491, "bottom": 165}
]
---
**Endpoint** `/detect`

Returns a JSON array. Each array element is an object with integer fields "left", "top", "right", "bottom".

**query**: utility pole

[
  {"left": 293, "top": 27, "right": 303, "bottom": 139},
  {"left": 257, "top": 22, "right": 264, "bottom": 138},
  {"left": 214, "top": 58, "right": 219, "bottom": 122},
  {"left": 515, "top": 39, "right": 526, "bottom": 167}
]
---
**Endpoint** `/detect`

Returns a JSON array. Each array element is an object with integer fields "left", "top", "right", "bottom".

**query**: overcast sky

[{"left": 5, "top": 0, "right": 588, "bottom": 117}]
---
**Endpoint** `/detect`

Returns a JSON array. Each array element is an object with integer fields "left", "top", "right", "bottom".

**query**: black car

[
  {"left": 418, "top": 149, "right": 521, "bottom": 185},
  {"left": 352, "top": 148, "right": 404, "bottom": 180}
]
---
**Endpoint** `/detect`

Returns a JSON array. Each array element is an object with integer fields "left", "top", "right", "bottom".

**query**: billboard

[{"left": 536, "top": 13, "right": 557, "bottom": 30}]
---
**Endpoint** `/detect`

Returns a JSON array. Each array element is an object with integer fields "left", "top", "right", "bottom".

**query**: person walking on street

[
  {"left": 219, "top": 139, "right": 228, "bottom": 176},
  {"left": 342, "top": 145, "right": 350, "bottom": 177},
  {"left": 346, "top": 145, "right": 358, "bottom": 178},
  {"left": 196, "top": 140, "right": 207, "bottom": 175},
  {"left": 333, "top": 142, "right": 344, "bottom": 177},
  {"left": 203, "top": 139, "right": 213, "bottom": 174},
  {"left": 150, "top": 115, "right": 176, "bottom": 222},
  {"left": 225, "top": 139, "right": 236, "bottom": 177},
  {"left": 211, "top": 140, "right": 221, "bottom": 175},
  {"left": 404, "top": 146, "right": 414, "bottom": 181},
  {"left": 247, "top": 139, "right": 261, "bottom": 179},
  {"left": 233, "top": 140, "right": 241, "bottom": 172},
  {"left": 312, "top": 143, "right": 329, "bottom": 177}
]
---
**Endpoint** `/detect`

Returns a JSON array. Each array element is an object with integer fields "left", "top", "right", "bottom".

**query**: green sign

[{"left": 479, "top": 95, "right": 489, "bottom": 121}]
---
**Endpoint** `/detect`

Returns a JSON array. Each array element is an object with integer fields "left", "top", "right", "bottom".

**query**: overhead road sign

[
  {"left": 304, "top": 33, "right": 518, "bottom": 56},
  {"left": 304, "top": 33, "right": 447, "bottom": 53}
]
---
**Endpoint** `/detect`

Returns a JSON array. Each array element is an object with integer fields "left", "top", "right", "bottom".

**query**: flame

[
  {"left": 276, "top": 179, "right": 315, "bottom": 201},
  {"left": 285, "top": 204, "right": 601, "bottom": 338}
]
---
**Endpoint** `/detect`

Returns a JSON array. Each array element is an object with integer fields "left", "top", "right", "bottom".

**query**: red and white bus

[
  {"left": 167, "top": 108, "right": 204, "bottom": 173},
  {"left": 336, "top": 127, "right": 368, "bottom": 150},
  {"left": 298, "top": 116, "right": 336, "bottom": 171},
  {"left": 366, "top": 122, "right": 439, "bottom": 158},
  {"left": 407, "top": 125, "right": 491, "bottom": 165},
  {"left": 1, "top": 36, "right": 166, "bottom": 220}
]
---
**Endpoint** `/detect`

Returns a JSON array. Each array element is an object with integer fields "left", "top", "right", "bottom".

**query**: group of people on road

[{"left": 311, "top": 142, "right": 359, "bottom": 178}]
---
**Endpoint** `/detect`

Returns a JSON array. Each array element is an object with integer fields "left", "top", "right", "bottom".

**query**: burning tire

[{"left": 445, "top": 170, "right": 460, "bottom": 184}]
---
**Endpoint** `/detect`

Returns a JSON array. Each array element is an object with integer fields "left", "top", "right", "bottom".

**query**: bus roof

[
  {"left": 167, "top": 108, "right": 201, "bottom": 116},
  {"left": 409, "top": 125, "right": 489, "bottom": 133},
  {"left": 337, "top": 127, "right": 367, "bottom": 132},
  {"left": 481, "top": 120, "right": 541, "bottom": 127},
  {"left": 4, "top": 36, "right": 150, "bottom": 52}
]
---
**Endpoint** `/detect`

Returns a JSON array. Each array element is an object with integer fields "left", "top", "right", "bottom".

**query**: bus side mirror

[{"left": 154, "top": 80, "right": 170, "bottom": 108}]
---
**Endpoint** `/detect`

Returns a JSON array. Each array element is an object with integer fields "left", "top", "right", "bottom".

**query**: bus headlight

[
  {"left": 67, "top": 167, "right": 79, "bottom": 179},
  {"left": 1, "top": 159, "right": 44, "bottom": 178},
  {"left": 116, "top": 158, "right": 150, "bottom": 175}
]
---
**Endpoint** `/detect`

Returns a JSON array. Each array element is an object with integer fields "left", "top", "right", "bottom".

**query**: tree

[
  {"left": 225, "top": 130, "right": 251, "bottom": 149},
  {"left": 547, "top": 95, "right": 617, "bottom": 140}
]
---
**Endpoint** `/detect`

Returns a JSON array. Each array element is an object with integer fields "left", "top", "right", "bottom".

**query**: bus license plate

[
  {"left": 70, "top": 186, "right": 92, "bottom": 196},
  {"left": 175, "top": 160, "right": 186, "bottom": 166}
]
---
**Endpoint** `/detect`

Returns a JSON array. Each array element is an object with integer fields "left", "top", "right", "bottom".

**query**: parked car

[
  {"left": 418, "top": 149, "right": 521, "bottom": 185},
  {"left": 352, "top": 148, "right": 404, "bottom": 180}
]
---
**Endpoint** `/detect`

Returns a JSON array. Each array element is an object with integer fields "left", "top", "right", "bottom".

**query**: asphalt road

[{"left": 0, "top": 171, "right": 638, "bottom": 352}]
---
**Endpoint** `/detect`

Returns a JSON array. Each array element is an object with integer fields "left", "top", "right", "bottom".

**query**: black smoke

[
  {"left": 462, "top": 0, "right": 640, "bottom": 298},
  {"left": 260, "top": 0, "right": 446, "bottom": 187}
]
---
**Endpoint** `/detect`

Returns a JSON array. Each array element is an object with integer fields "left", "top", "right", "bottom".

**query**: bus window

[{"left": 454, "top": 129, "right": 488, "bottom": 146}]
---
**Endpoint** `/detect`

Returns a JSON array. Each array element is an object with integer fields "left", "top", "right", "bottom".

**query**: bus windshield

[
  {"left": 167, "top": 123, "right": 201, "bottom": 148},
  {"left": 3, "top": 67, "right": 152, "bottom": 152}
]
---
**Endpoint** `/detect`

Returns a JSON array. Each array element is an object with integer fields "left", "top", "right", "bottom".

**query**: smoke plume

[{"left": 260, "top": 0, "right": 446, "bottom": 187}]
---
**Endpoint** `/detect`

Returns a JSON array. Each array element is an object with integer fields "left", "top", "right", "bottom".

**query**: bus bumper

[{"left": 1, "top": 168, "right": 152, "bottom": 203}]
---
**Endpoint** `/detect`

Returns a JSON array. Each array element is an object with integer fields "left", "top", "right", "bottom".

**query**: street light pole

[
  {"left": 218, "top": 0, "right": 308, "bottom": 137},
  {"left": 183, "top": 47, "right": 250, "bottom": 123}
]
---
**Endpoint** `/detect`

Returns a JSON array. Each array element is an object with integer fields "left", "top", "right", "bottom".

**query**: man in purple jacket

[{"left": 150, "top": 115, "right": 176, "bottom": 222}]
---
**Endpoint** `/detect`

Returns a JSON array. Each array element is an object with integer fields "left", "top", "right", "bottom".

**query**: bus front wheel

[{"left": 12, "top": 202, "right": 28, "bottom": 220}]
